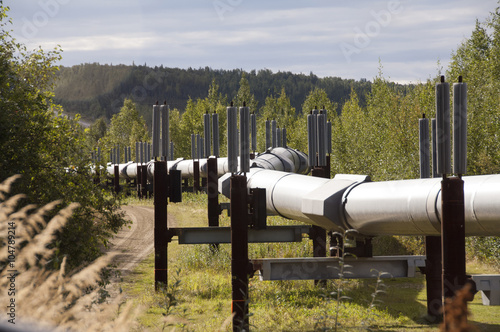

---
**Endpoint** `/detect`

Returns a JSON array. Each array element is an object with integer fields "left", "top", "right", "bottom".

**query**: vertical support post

[
  {"left": 420, "top": 115, "right": 442, "bottom": 320},
  {"left": 193, "top": 160, "right": 200, "bottom": 193},
  {"left": 207, "top": 157, "right": 219, "bottom": 250},
  {"left": 204, "top": 111, "right": 211, "bottom": 158},
  {"left": 453, "top": 77, "right": 467, "bottom": 176},
  {"left": 431, "top": 119, "right": 438, "bottom": 178},
  {"left": 213, "top": 112, "right": 220, "bottom": 158},
  {"left": 114, "top": 164, "right": 120, "bottom": 194},
  {"left": 227, "top": 104, "right": 238, "bottom": 173},
  {"left": 441, "top": 177, "right": 466, "bottom": 301},
  {"left": 265, "top": 119, "right": 271, "bottom": 150},
  {"left": 250, "top": 112, "right": 257, "bottom": 153},
  {"left": 436, "top": 76, "right": 451, "bottom": 176},
  {"left": 161, "top": 104, "right": 170, "bottom": 161},
  {"left": 141, "top": 164, "right": 148, "bottom": 198},
  {"left": 152, "top": 104, "right": 160, "bottom": 158},
  {"left": 136, "top": 162, "right": 142, "bottom": 198},
  {"left": 169, "top": 141, "right": 174, "bottom": 161},
  {"left": 311, "top": 158, "right": 329, "bottom": 285},
  {"left": 307, "top": 112, "right": 317, "bottom": 168},
  {"left": 271, "top": 119, "right": 277, "bottom": 148},
  {"left": 282, "top": 127, "right": 287, "bottom": 148},
  {"left": 239, "top": 105, "right": 250, "bottom": 173},
  {"left": 317, "top": 112, "right": 327, "bottom": 167},
  {"left": 154, "top": 160, "right": 168, "bottom": 291},
  {"left": 230, "top": 175, "right": 249, "bottom": 331}
]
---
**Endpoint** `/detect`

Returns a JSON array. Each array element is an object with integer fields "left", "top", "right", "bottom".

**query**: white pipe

[{"left": 219, "top": 169, "right": 500, "bottom": 237}]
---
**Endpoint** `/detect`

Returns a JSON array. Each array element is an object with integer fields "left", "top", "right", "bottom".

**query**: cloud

[{"left": 6, "top": 0, "right": 499, "bottom": 82}]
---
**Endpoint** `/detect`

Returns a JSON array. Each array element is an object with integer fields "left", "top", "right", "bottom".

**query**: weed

[
  {"left": 155, "top": 268, "right": 190, "bottom": 331},
  {"left": 0, "top": 175, "right": 139, "bottom": 331}
]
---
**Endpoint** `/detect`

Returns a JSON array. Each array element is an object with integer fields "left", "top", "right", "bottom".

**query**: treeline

[{"left": 53, "top": 63, "right": 379, "bottom": 123}]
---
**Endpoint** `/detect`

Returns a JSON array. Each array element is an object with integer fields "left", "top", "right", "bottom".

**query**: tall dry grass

[{"left": 0, "top": 175, "right": 140, "bottom": 331}]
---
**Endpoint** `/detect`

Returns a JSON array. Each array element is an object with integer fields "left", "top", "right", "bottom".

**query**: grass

[{"left": 120, "top": 193, "right": 500, "bottom": 331}]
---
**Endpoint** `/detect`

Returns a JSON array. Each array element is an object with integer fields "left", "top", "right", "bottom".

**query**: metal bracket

[
  {"left": 251, "top": 255, "right": 426, "bottom": 281},
  {"left": 171, "top": 225, "right": 311, "bottom": 244}
]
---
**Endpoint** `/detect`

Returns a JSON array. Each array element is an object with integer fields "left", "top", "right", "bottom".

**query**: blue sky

[{"left": 7, "top": 0, "right": 499, "bottom": 83}]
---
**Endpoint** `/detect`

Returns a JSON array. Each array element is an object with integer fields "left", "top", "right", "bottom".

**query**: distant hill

[{"left": 53, "top": 63, "right": 374, "bottom": 125}]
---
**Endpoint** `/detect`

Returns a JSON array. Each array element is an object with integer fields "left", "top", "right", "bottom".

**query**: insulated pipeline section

[
  {"left": 220, "top": 169, "right": 500, "bottom": 237},
  {"left": 343, "top": 174, "right": 500, "bottom": 236}
]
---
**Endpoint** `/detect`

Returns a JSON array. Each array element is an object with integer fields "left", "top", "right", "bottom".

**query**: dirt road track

[{"left": 109, "top": 205, "right": 155, "bottom": 275}]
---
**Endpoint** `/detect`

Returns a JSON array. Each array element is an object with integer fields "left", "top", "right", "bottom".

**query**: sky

[{"left": 6, "top": 0, "right": 499, "bottom": 84}]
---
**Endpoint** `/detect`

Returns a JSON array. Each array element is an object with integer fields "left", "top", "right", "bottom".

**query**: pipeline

[
  {"left": 218, "top": 169, "right": 500, "bottom": 237},
  {"left": 106, "top": 147, "right": 310, "bottom": 180}
]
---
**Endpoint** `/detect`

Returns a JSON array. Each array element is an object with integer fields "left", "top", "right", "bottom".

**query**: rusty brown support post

[
  {"left": 113, "top": 164, "right": 120, "bottom": 194},
  {"left": 193, "top": 160, "right": 200, "bottom": 193},
  {"left": 207, "top": 157, "right": 219, "bottom": 251},
  {"left": 425, "top": 236, "right": 443, "bottom": 320},
  {"left": 230, "top": 175, "right": 250, "bottom": 331},
  {"left": 441, "top": 176, "right": 466, "bottom": 325},
  {"left": 154, "top": 160, "right": 168, "bottom": 291}
]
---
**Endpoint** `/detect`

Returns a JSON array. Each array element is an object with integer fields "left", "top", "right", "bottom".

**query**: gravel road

[{"left": 109, "top": 205, "right": 156, "bottom": 275}]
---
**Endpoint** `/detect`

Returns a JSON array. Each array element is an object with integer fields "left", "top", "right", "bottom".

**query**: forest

[{"left": 53, "top": 63, "right": 378, "bottom": 124}]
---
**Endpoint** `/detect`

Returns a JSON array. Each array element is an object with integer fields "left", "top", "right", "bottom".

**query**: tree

[
  {"left": 0, "top": 3, "right": 126, "bottom": 269},
  {"left": 234, "top": 72, "right": 258, "bottom": 111},
  {"left": 448, "top": 16, "right": 500, "bottom": 174},
  {"left": 257, "top": 87, "right": 297, "bottom": 151},
  {"left": 286, "top": 88, "right": 336, "bottom": 154},
  {"left": 85, "top": 116, "right": 107, "bottom": 150},
  {"left": 173, "top": 80, "right": 228, "bottom": 158},
  {"left": 100, "top": 98, "right": 149, "bottom": 161}
]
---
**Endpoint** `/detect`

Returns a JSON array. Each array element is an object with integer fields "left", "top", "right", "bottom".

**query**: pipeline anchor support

[
  {"left": 441, "top": 176, "right": 467, "bottom": 324},
  {"left": 193, "top": 160, "right": 200, "bottom": 193},
  {"left": 207, "top": 157, "right": 220, "bottom": 251},
  {"left": 141, "top": 165, "right": 148, "bottom": 198},
  {"left": 113, "top": 164, "right": 120, "bottom": 194},
  {"left": 311, "top": 162, "right": 329, "bottom": 285},
  {"left": 230, "top": 175, "right": 252, "bottom": 331},
  {"left": 154, "top": 160, "right": 168, "bottom": 291}
]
